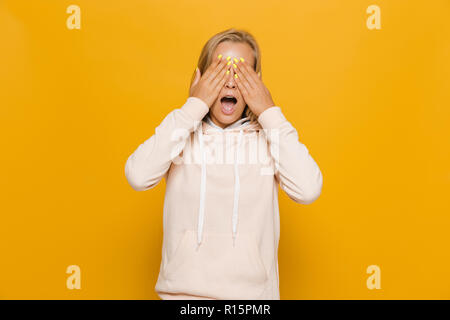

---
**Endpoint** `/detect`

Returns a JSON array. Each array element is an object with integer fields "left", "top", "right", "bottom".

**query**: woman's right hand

[{"left": 189, "top": 55, "right": 230, "bottom": 108}]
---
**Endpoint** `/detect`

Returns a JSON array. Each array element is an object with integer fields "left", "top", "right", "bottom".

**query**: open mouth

[{"left": 220, "top": 95, "right": 237, "bottom": 115}]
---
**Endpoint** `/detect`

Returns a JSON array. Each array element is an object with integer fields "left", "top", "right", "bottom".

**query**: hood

[{"left": 195, "top": 115, "right": 262, "bottom": 250}]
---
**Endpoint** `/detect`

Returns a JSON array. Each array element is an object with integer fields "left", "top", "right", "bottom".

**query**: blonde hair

[{"left": 189, "top": 28, "right": 262, "bottom": 124}]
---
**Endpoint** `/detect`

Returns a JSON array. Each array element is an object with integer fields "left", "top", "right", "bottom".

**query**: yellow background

[{"left": 1, "top": 0, "right": 449, "bottom": 299}]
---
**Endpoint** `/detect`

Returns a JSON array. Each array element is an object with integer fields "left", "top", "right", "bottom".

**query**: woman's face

[{"left": 209, "top": 41, "right": 256, "bottom": 128}]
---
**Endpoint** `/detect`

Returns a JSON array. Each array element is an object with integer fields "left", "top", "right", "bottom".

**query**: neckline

[{"left": 204, "top": 114, "right": 250, "bottom": 131}]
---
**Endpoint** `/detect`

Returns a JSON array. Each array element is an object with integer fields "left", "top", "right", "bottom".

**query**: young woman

[{"left": 125, "top": 28, "right": 323, "bottom": 300}]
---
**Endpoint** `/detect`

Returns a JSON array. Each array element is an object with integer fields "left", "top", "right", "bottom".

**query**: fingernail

[
  {"left": 227, "top": 61, "right": 232, "bottom": 66},
  {"left": 233, "top": 63, "right": 237, "bottom": 68},
  {"left": 258, "top": 71, "right": 261, "bottom": 77},
  {"left": 226, "top": 70, "right": 230, "bottom": 75},
  {"left": 233, "top": 58, "right": 238, "bottom": 63},
  {"left": 234, "top": 74, "right": 238, "bottom": 79},
  {"left": 217, "top": 54, "right": 223, "bottom": 59},
  {"left": 240, "top": 57, "right": 245, "bottom": 62},
  {"left": 226, "top": 56, "right": 231, "bottom": 61}
]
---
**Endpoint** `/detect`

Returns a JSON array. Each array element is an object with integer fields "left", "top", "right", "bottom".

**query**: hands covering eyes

[
  {"left": 189, "top": 54, "right": 230, "bottom": 108},
  {"left": 231, "top": 57, "right": 276, "bottom": 117},
  {"left": 189, "top": 54, "right": 276, "bottom": 116}
]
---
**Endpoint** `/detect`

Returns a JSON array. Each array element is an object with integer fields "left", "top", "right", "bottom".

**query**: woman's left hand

[{"left": 233, "top": 60, "right": 276, "bottom": 117}]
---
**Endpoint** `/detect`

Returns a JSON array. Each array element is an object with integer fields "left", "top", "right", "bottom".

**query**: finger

[
  {"left": 211, "top": 62, "right": 230, "bottom": 88},
  {"left": 203, "top": 54, "right": 226, "bottom": 82},
  {"left": 233, "top": 63, "right": 253, "bottom": 94},
  {"left": 192, "top": 67, "right": 201, "bottom": 86},
  {"left": 207, "top": 56, "right": 229, "bottom": 83},
  {"left": 212, "top": 67, "right": 230, "bottom": 96},
  {"left": 234, "top": 61, "right": 254, "bottom": 91},
  {"left": 242, "top": 59, "right": 261, "bottom": 84},
  {"left": 233, "top": 69, "right": 250, "bottom": 98},
  {"left": 189, "top": 67, "right": 200, "bottom": 96},
  {"left": 236, "top": 60, "right": 259, "bottom": 89},
  {"left": 200, "top": 55, "right": 220, "bottom": 80}
]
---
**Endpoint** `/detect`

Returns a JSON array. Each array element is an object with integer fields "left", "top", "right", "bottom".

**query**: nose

[{"left": 225, "top": 69, "right": 236, "bottom": 89}]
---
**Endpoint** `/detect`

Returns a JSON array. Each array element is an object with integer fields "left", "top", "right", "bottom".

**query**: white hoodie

[{"left": 125, "top": 96, "right": 323, "bottom": 299}]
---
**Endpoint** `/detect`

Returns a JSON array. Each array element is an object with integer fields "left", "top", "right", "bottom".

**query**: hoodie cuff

[
  {"left": 257, "top": 106, "right": 287, "bottom": 129},
  {"left": 181, "top": 97, "right": 210, "bottom": 121}
]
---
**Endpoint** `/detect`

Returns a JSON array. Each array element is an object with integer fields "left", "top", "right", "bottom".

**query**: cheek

[
  {"left": 238, "top": 99, "right": 246, "bottom": 110},
  {"left": 210, "top": 102, "right": 221, "bottom": 115}
]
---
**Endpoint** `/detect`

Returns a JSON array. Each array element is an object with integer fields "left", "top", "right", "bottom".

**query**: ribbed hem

[
  {"left": 257, "top": 106, "right": 286, "bottom": 129},
  {"left": 181, "top": 97, "right": 210, "bottom": 121},
  {"left": 158, "top": 292, "right": 216, "bottom": 300}
]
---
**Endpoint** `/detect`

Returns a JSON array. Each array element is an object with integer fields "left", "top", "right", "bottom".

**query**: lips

[{"left": 220, "top": 95, "right": 237, "bottom": 115}]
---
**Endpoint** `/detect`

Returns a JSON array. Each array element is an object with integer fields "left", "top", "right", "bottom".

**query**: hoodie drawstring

[
  {"left": 232, "top": 129, "right": 243, "bottom": 247},
  {"left": 196, "top": 127, "right": 244, "bottom": 249},
  {"left": 197, "top": 126, "right": 207, "bottom": 250}
]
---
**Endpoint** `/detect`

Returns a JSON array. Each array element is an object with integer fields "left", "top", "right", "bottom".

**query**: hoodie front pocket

[{"left": 162, "top": 230, "right": 268, "bottom": 300}]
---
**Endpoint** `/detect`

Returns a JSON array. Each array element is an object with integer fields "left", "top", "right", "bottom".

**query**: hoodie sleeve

[
  {"left": 258, "top": 106, "right": 323, "bottom": 204},
  {"left": 125, "top": 97, "right": 209, "bottom": 191}
]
